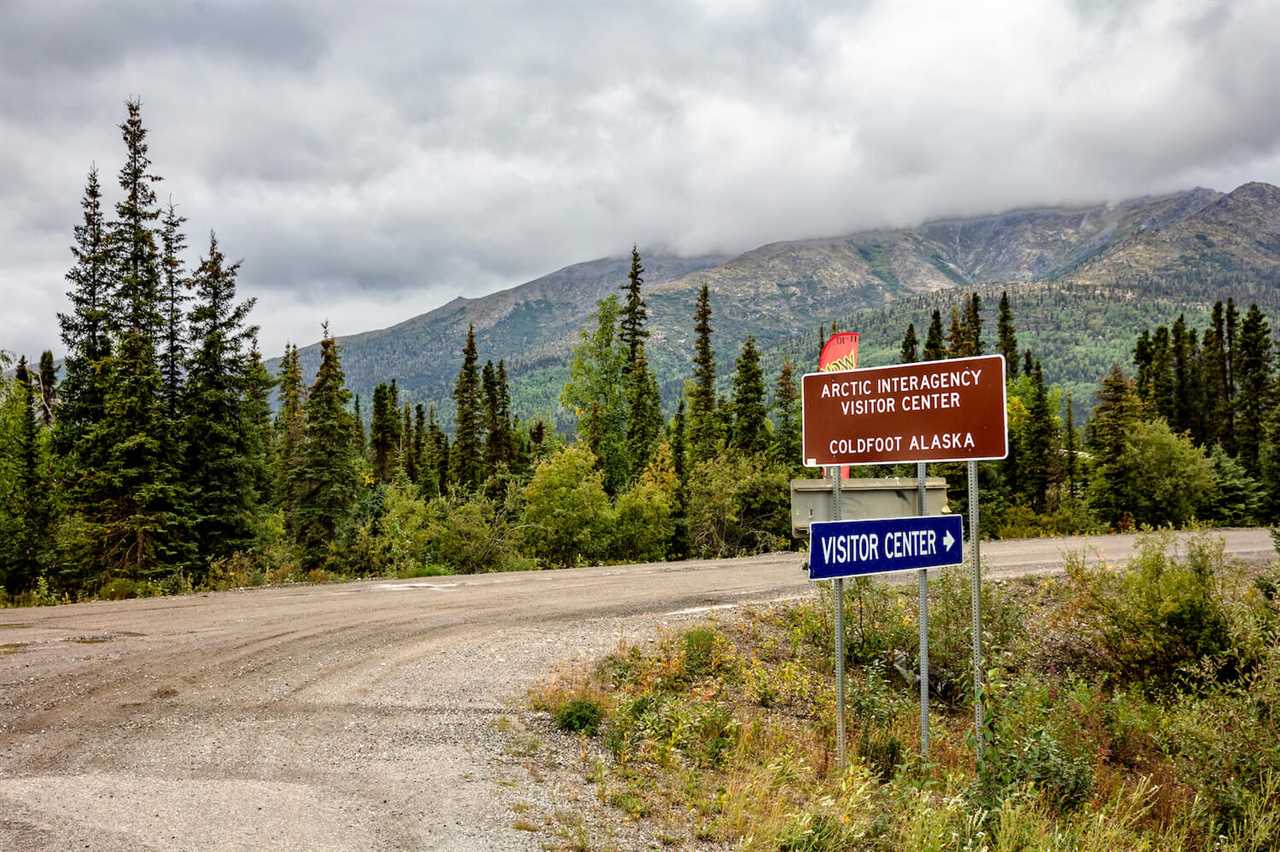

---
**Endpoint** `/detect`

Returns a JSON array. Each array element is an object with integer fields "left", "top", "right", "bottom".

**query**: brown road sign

[{"left": 801, "top": 354, "right": 1008, "bottom": 467}]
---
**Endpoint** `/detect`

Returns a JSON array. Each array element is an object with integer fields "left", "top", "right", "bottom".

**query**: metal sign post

[
  {"left": 916, "top": 462, "right": 929, "bottom": 759},
  {"left": 968, "top": 460, "right": 984, "bottom": 768},
  {"left": 830, "top": 465, "right": 846, "bottom": 774},
  {"left": 801, "top": 350, "right": 1006, "bottom": 778}
]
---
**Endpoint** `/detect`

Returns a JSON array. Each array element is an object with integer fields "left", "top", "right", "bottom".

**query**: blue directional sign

[{"left": 808, "top": 514, "right": 964, "bottom": 581}]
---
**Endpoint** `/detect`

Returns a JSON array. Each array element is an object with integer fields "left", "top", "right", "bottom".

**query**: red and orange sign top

[{"left": 801, "top": 353, "right": 1008, "bottom": 467}]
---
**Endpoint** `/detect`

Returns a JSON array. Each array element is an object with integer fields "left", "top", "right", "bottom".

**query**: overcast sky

[{"left": 3, "top": 0, "right": 1280, "bottom": 359}]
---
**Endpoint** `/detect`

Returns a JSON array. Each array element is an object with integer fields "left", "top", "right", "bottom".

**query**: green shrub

[
  {"left": 1060, "top": 532, "right": 1237, "bottom": 689},
  {"left": 554, "top": 697, "right": 604, "bottom": 735},
  {"left": 98, "top": 578, "right": 145, "bottom": 600},
  {"left": 521, "top": 447, "right": 613, "bottom": 568},
  {"left": 612, "top": 478, "right": 674, "bottom": 563}
]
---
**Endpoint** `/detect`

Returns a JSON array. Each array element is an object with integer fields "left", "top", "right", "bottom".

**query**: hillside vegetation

[{"left": 530, "top": 534, "right": 1280, "bottom": 850}]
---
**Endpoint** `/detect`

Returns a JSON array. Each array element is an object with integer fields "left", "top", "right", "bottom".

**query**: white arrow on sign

[{"left": 943, "top": 530, "right": 956, "bottom": 551}]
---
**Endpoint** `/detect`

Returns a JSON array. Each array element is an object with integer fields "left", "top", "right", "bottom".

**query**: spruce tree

[
  {"left": 242, "top": 340, "right": 276, "bottom": 513},
  {"left": 899, "top": 323, "right": 919, "bottom": 363},
  {"left": 1201, "top": 302, "right": 1228, "bottom": 448},
  {"left": 1149, "top": 325, "right": 1174, "bottom": 422},
  {"left": 1086, "top": 366, "right": 1144, "bottom": 527},
  {"left": 1226, "top": 298, "right": 1240, "bottom": 454},
  {"left": 352, "top": 394, "right": 366, "bottom": 457},
  {"left": 1063, "top": 392, "right": 1077, "bottom": 500},
  {"left": 158, "top": 200, "right": 189, "bottom": 425},
  {"left": 729, "top": 336, "right": 767, "bottom": 455},
  {"left": 669, "top": 397, "right": 689, "bottom": 559},
  {"left": 427, "top": 404, "right": 450, "bottom": 496},
  {"left": 618, "top": 245, "right": 649, "bottom": 368},
  {"left": 57, "top": 166, "right": 114, "bottom": 457},
  {"left": 370, "top": 382, "right": 398, "bottom": 482},
  {"left": 997, "top": 291, "right": 1018, "bottom": 376},
  {"left": 451, "top": 325, "right": 485, "bottom": 490},
  {"left": 494, "top": 359, "right": 514, "bottom": 465},
  {"left": 94, "top": 98, "right": 188, "bottom": 579},
  {"left": 625, "top": 343, "right": 663, "bottom": 475},
  {"left": 965, "top": 292, "right": 984, "bottom": 355},
  {"left": 1021, "top": 361, "right": 1057, "bottom": 513},
  {"left": 922, "top": 309, "right": 945, "bottom": 361},
  {"left": 1134, "top": 329, "right": 1153, "bottom": 401},
  {"left": 412, "top": 403, "right": 429, "bottom": 491},
  {"left": 8, "top": 358, "right": 50, "bottom": 593},
  {"left": 1235, "top": 305, "right": 1272, "bottom": 476},
  {"left": 183, "top": 233, "right": 258, "bottom": 569},
  {"left": 1172, "top": 315, "right": 1192, "bottom": 434},
  {"left": 770, "top": 359, "right": 802, "bottom": 467},
  {"left": 275, "top": 344, "right": 306, "bottom": 521},
  {"left": 946, "top": 306, "right": 966, "bottom": 357},
  {"left": 690, "top": 284, "right": 719, "bottom": 460},
  {"left": 37, "top": 351, "right": 57, "bottom": 427},
  {"left": 292, "top": 329, "right": 357, "bottom": 565}
]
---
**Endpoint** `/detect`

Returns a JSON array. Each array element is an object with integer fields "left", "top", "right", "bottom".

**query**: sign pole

[
  {"left": 831, "top": 465, "right": 846, "bottom": 775},
  {"left": 916, "top": 462, "right": 929, "bottom": 760},
  {"left": 967, "top": 459, "right": 984, "bottom": 768}
]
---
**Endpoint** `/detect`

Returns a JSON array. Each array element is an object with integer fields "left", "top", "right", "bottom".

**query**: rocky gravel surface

[{"left": 0, "top": 529, "right": 1270, "bottom": 850}]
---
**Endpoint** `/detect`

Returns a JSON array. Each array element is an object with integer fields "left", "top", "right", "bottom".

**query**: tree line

[
  {"left": 4, "top": 103, "right": 1278, "bottom": 603},
  {"left": 892, "top": 291, "right": 1280, "bottom": 535}
]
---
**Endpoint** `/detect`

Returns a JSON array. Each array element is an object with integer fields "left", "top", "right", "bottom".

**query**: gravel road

[{"left": 0, "top": 528, "right": 1271, "bottom": 850}]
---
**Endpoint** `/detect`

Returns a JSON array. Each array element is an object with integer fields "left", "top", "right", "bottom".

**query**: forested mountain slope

[{"left": 278, "top": 183, "right": 1280, "bottom": 428}]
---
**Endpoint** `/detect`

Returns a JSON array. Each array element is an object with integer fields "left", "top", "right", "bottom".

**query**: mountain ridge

[{"left": 278, "top": 182, "right": 1280, "bottom": 426}]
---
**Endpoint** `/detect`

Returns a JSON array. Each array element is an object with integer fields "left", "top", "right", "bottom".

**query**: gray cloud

[{"left": 3, "top": 0, "right": 1280, "bottom": 359}]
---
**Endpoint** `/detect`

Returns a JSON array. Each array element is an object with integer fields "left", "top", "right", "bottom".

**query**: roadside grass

[{"left": 529, "top": 531, "right": 1280, "bottom": 850}]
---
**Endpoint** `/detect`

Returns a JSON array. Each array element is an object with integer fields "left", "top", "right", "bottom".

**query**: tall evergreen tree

[
  {"left": 292, "top": 329, "right": 357, "bottom": 565},
  {"left": 1149, "top": 325, "right": 1174, "bottom": 422},
  {"left": 400, "top": 402, "right": 415, "bottom": 481},
  {"left": 625, "top": 343, "right": 663, "bottom": 475},
  {"left": 451, "top": 325, "right": 485, "bottom": 490},
  {"left": 370, "top": 382, "right": 399, "bottom": 482},
  {"left": 412, "top": 403, "right": 429, "bottom": 491},
  {"left": 1235, "top": 304, "right": 1272, "bottom": 476},
  {"left": 241, "top": 340, "right": 276, "bottom": 514},
  {"left": 1063, "top": 392, "right": 1078, "bottom": 500},
  {"left": 965, "top": 292, "right": 984, "bottom": 355},
  {"left": 7, "top": 358, "right": 51, "bottom": 593},
  {"left": 427, "top": 404, "right": 449, "bottom": 496},
  {"left": 37, "top": 351, "right": 57, "bottom": 427},
  {"left": 770, "top": 359, "right": 801, "bottom": 467},
  {"left": 93, "top": 98, "right": 188, "bottom": 579},
  {"left": 946, "top": 306, "right": 966, "bottom": 358},
  {"left": 183, "top": 233, "right": 258, "bottom": 569},
  {"left": 899, "top": 323, "right": 919, "bottom": 363},
  {"left": 352, "top": 394, "right": 366, "bottom": 457},
  {"left": 997, "top": 291, "right": 1018, "bottom": 376},
  {"left": 1086, "top": 366, "right": 1144, "bottom": 527},
  {"left": 1201, "top": 302, "right": 1229, "bottom": 448},
  {"left": 669, "top": 397, "right": 689, "bottom": 559},
  {"left": 729, "top": 336, "right": 767, "bottom": 454},
  {"left": 1225, "top": 298, "right": 1240, "bottom": 454},
  {"left": 1134, "top": 329, "right": 1153, "bottom": 401},
  {"left": 689, "top": 284, "right": 719, "bottom": 461},
  {"left": 158, "top": 199, "right": 189, "bottom": 424},
  {"left": 57, "top": 165, "right": 114, "bottom": 457},
  {"left": 275, "top": 344, "right": 306, "bottom": 520},
  {"left": 1020, "top": 361, "right": 1057, "bottom": 513},
  {"left": 922, "top": 309, "right": 946, "bottom": 361},
  {"left": 618, "top": 245, "right": 649, "bottom": 368},
  {"left": 1171, "top": 315, "right": 1193, "bottom": 435}
]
